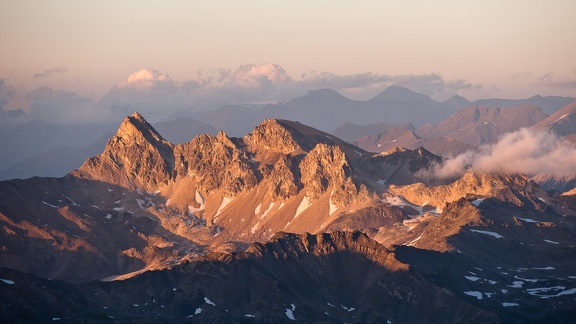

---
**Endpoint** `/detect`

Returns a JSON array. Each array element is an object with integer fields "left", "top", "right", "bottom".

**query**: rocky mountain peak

[
  {"left": 215, "top": 129, "right": 235, "bottom": 147},
  {"left": 246, "top": 119, "right": 301, "bottom": 154},
  {"left": 73, "top": 112, "right": 174, "bottom": 191},
  {"left": 116, "top": 112, "right": 165, "bottom": 144}
]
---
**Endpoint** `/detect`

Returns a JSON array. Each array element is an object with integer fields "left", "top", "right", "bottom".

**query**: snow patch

[
  {"left": 295, "top": 196, "right": 311, "bottom": 218},
  {"left": 136, "top": 199, "right": 145, "bottom": 209},
  {"left": 508, "top": 281, "right": 524, "bottom": 288},
  {"left": 525, "top": 286, "right": 576, "bottom": 298},
  {"left": 195, "top": 190, "right": 205, "bottom": 205},
  {"left": 557, "top": 288, "right": 576, "bottom": 296},
  {"left": 407, "top": 233, "right": 424, "bottom": 246},
  {"left": 285, "top": 304, "right": 296, "bottom": 320},
  {"left": 514, "top": 275, "right": 542, "bottom": 283},
  {"left": 533, "top": 266, "right": 555, "bottom": 270},
  {"left": 465, "top": 276, "right": 481, "bottom": 282},
  {"left": 341, "top": 305, "right": 355, "bottom": 312},
  {"left": 113, "top": 207, "right": 124, "bottom": 212},
  {"left": 250, "top": 223, "right": 260, "bottom": 234},
  {"left": 204, "top": 297, "right": 216, "bottom": 306},
  {"left": 63, "top": 195, "right": 78, "bottom": 206},
  {"left": 516, "top": 217, "right": 538, "bottom": 223},
  {"left": 354, "top": 150, "right": 363, "bottom": 157},
  {"left": 188, "top": 191, "right": 206, "bottom": 214},
  {"left": 376, "top": 179, "right": 386, "bottom": 185},
  {"left": 464, "top": 291, "right": 483, "bottom": 300},
  {"left": 107, "top": 188, "right": 114, "bottom": 192},
  {"left": 470, "top": 229, "right": 504, "bottom": 239},
  {"left": 255, "top": 203, "right": 262, "bottom": 215},
  {"left": 551, "top": 113, "right": 568, "bottom": 124},
  {"left": 502, "top": 302, "right": 519, "bottom": 307},
  {"left": 329, "top": 198, "right": 338, "bottom": 215},
  {"left": 0, "top": 278, "right": 15, "bottom": 285},
  {"left": 215, "top": 197, "right": 233, "bottom": 216},
  {"left": 526, "top": 286, "right": 565, "bottom": 294},
  {"left": 544, "top": 239, "right": 559, "bottom": 244},
  {"left": 42, "top": 201, "right": 58, "bottom": 208},
  {"left": 195, "top": 308, "right": 202, "bottom": 314},
  {"left": 245, "top": 314, "right": 255, "bottom": 317},
  {"left": 105, "top": 214, "right": 112, "bottom": 219},
  {"left": 260, "top": 202, "right": 275, "bottom": 219},
  {"left": 471, "top": 199, "right": 484, "bottom": 207}
]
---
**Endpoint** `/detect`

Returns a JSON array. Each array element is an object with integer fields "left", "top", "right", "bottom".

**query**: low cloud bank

[
  {"left": 1, "top": 63, "right": 484, "bottom": 124},
  {"left": 421, "top": 128, "right": 576, "bottom": 180}
]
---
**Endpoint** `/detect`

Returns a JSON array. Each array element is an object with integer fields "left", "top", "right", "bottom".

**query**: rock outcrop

[{"left": 300, "top": 144, "right": 357, "bottom": 205}]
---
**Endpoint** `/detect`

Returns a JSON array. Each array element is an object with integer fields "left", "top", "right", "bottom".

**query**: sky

[{"left": 1, "top": 0, "right": 575, "bottom": 123}]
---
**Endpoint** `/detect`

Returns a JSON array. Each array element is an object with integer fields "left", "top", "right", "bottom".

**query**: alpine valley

[{"left": 1, "top": 108, "right": 576, "bottom": 322}]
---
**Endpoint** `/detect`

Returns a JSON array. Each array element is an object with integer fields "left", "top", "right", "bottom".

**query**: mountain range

[
  {"left": 2, "top": 86, "right": 573, "bottom": 181},
  {"left": 1, "top": 113, "right": 575, "bottom": 322}
]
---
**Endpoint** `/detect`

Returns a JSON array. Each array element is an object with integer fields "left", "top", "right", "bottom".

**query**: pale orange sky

[{"left": 1, "top": 0, "right": 575, "bottom": 106}]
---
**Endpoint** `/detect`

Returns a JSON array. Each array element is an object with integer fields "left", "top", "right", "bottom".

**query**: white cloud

[
  {"left": 122, "top": 69, "right": 174, "bottom": 88},
  {"left": 422, "top": 128, "right": 576, "bottom": 180},
  {"left": 230, "top": 63, "right": 292, "bottom": 83}
]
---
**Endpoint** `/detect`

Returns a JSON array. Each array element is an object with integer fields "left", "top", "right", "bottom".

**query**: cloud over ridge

[{"left": 422, "top": 128, "right": 576, "bottom": 180}]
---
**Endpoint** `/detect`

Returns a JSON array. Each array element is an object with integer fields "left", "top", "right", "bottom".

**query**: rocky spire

[{"left": 74, "top": 112, "right": 174, "bottom": 191}]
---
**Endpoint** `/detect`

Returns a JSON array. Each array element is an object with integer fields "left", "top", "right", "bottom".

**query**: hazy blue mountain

[{"left": 472, "top": 95, "right": 574, "bottom": 115}]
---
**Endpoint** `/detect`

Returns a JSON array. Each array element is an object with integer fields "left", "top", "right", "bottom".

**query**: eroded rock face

[
  {"left": 261, "top": 156, "right": 300, "bottom": 200},
  {"left": 247, "top": 119, "right": 301, "bottom": 154},
  {"left": 174, "top": 132, "right": 257, "bottom": 197},
  {"left": 75, "top": 113, "right": 174, "bottom": 191},
  {"left": 300, "top": 143, "right": 357, "bottom": 205}
]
